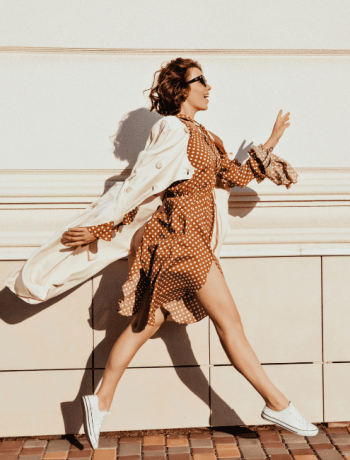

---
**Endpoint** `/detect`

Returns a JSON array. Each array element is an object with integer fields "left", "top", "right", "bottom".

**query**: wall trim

[
  {"left": 1, "top": 47, "right": 350, "bottom": 56},
  {"left": 1, "top": 168, "right": 350, "bottom": 203},
  {"left": 1, "top": 168, "right": 350, "bottom": 259}
]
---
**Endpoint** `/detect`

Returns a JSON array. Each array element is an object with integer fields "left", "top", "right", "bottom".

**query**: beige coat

[{"left": 5, "top": 116, "right": 231, "bottom": 304}]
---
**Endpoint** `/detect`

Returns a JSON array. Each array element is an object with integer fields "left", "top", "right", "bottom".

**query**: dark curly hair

[{"left": 146, "top": 58, "right": 202, "bottom": 116}]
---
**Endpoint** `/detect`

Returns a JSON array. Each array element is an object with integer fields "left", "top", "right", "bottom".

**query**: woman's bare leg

[
  {"left": 96, "top": 284, "right": 166, "bottom": 412},
  {"left": 195, "top": 262, "right": 289, "bottom": 411}
]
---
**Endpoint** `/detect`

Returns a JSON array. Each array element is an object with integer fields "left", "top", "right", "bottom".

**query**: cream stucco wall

[{"left": 1, "top": 0, "right": 350, "bottom": 437}]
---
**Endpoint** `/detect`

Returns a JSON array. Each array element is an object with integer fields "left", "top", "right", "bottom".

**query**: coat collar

[{"left": 175, "top": 113, "right": 205, "bottom": 130}]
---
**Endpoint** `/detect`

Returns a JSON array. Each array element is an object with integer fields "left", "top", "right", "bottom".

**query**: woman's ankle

[
  {"left": 265, "top": 395, "right": 290, "bottom": 412},
  {"left": 96, "top": 393, "right": 111, "bottom": 412}
]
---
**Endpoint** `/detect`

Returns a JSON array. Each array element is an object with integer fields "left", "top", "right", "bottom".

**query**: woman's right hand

[{"left": 61, "top": 227, "right": 97, "bottom": 247}]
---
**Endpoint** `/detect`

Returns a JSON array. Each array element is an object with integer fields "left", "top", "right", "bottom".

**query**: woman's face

[{"left": 184, "top": 67, "right": 211, "bottom": 112}]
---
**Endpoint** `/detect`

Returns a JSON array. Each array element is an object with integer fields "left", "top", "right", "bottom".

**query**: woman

[{"left": 6, "top": 58, "right": 317, "bottom": 446}]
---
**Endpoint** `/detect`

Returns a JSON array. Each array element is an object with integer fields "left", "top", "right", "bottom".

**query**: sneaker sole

[
  {"left": 81, "top": 396, "right": 98, "bottom": 450},
  {"left": 261, "top": 411, "right": 319, "bottom": 437}
]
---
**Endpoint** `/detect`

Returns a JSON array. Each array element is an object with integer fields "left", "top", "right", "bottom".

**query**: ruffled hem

[{"left": 118, "top": 256, "right": 222, "bottom": 326}]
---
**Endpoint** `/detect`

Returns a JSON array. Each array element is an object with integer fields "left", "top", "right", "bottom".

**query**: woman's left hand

[
  {"left": 61, "top": 227, "right": 97, "bottom": 247},
  {"left": 268, "top": 110, "right": 290, "bottom": 147}
]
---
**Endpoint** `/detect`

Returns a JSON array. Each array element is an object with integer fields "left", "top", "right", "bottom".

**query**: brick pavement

[{"left": 2, "top": 426, "right": 350, "bottom": 460}]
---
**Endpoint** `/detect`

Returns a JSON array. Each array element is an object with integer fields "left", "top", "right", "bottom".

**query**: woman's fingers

[
  {"left": 63, "top": 241, "right": 85, "bottom": 247},
  {"left": 63, "top": 230, "right": 86, "bottom": 238},
  {"left": 66, "top": 227, "right": 85, "bottom": 234},
  {"left": 63, "top": 235, "right": 87, "bottom": 241},
  {"left": 61, "top": 238, "right": 87, "bottom": 247}
]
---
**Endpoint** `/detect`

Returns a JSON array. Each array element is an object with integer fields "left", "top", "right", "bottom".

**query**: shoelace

[{"left": 287, "top": 406, "right": 308, "bottom": 426}]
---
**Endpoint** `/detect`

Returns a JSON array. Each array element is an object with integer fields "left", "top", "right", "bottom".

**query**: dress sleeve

[
  {"left": 217, "top": 144, "right": 298, "bottom": 189},
  {"left": 86, "top": 205, "right": 141, "bottom": 241},
  {"left": 216, "top": 148, "right": 264, "bottom": 188},
  {"left": 86, "top": 221, "right": 114, "bottom": 241}
]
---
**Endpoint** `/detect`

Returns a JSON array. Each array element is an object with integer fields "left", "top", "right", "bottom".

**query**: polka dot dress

[
  {"left": 117, "top": 114, "right": 267, "bottom": 326},
  {"left": 87, "top": 114, "right": 298, "bottom": 326}
]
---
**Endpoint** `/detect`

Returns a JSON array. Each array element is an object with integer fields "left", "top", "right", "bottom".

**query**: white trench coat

[{"left": 5, "top": 116, "right": 231, "bottom": 304}]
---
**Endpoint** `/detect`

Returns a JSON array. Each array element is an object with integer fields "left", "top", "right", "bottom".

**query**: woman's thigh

[{"left": 195, "top": 261, "right": 242, "bottom": 327}]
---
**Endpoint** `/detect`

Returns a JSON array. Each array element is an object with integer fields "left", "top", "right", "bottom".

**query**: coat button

[
  {"left": 156, "top": 162, "right": 162, "bottom": 169},
  {"left": 184, "top": 127, "right": 189, "bottom": 133},
  {"left": 126, "top": 186, "right": 132, "bottom": 193}
]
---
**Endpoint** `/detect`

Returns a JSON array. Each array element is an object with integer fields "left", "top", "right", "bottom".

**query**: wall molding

[
  {"left": 1, "top": 168, "right": 350, "bottom": 203},
  {"left": 1, "top": 168, "right": 350, "bottom": 259},
  {"left": 1, "top": 47, "right": 350, "bottom": 56}
]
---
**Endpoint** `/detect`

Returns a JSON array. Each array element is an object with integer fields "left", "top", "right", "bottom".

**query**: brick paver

[
  {"left": 168, "top": 454, "right": 191, "bottom": 460},
  {"left": 118, "top": 456, "right": 141, "bottom": 460},
  {"left": 289, "top": 448, "right": 315, "bottom": 455},
  {"left": 213, "top": 438, "right": 237, "bottom": 445},
  {"left": 119, "top": 437, "right": 142, "bottom": 443},
  {"left": 20, "top": 447, "right": 46, "bottom": 455},
  {"left": 18, "top": 456, "right": 44, "bottom": 460},
  {"left": 118, "top": 442, "right": 141, "bottom": 456},
  {"left": 143, "top": 436, "right": 165, "bottom": 446},
  {"left": 68, "top": 449, "right": 93, "bottom": 458},
  {"left": 6, "top": 423, "right": 350, "bottom": 460},
  {"left": 294, "top": 456, "right": 318, "bottom": 460},
  {"left": 43, "top": 454, "right": 68, "bottom": 459},
  {"left": 92, "top": 450, "right": 116, "bottom": 460},
  {"left": 212, "top": 432, "right": 234, "bottom": 438},
  {"left": 191, "top": 448, "right": 215, "bottom": 454},
  {"left": 143, "top": 453, "right": 167, "bottom": 458},
  {"left": 167, "top": 447, "right": 191, "bottom": 454},
  {"left": 46, "top": 441, "right": 71, "bottom": 453},
  {"left": 143, "top": 446, "right": 166, "bottom": 452},
  {"left": 166, "top": 438, "right": 189, "bottom": 448},
  {"left": 269, "top": 455, "right": 293, "bottom": 460},
  {"left": 192, "top": 453, "right": 216, "bottom": 460},
  {"left": 215, "top": 445, "right": 240, "bottom": 458},
  {"left": 190, "top": 434, "right": 212, "bottom": 440}
]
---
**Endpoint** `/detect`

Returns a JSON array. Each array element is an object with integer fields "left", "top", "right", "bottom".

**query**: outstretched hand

[
  {"left": 61, "top": 227, "right": 97, "bottom": 247},
  {"left": 269, "top": 110, "right": 290, "bottom": 145}
]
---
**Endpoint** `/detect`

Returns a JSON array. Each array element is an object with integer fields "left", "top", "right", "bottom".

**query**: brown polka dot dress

[{"left": 87, "top": 114, "right": 298, "bottom": 326}]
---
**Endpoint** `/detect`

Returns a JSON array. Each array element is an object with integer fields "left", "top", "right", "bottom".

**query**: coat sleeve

[{"left": 78, "top": 116, "right": 192, "bottom": 231}]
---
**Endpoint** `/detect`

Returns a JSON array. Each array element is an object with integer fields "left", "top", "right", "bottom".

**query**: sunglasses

[{"left": 186, "top": 74, "right": 208, "bottom": 87}]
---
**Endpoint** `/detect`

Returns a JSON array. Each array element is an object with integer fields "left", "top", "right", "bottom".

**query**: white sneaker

[
  {"left": 261, "top": 401, "right": 318, "bottom": 436},
  {"left": 81, "top": 395, "right": 110, "bottom": 449}
]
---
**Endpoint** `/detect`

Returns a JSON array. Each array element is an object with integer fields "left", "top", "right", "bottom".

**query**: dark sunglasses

[{"left": 186, "top": 75, "right": 208, "bottom": 87}]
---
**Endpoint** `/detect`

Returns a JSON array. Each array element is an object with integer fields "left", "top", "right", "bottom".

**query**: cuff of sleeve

[
  {"left": 249, "top": 146, "right": 298, "bottom": 189},
  {"left": 87, "top": 221, "right": 114, "bottom": 242},
  {"left": 249, "top": 145, "right": 272, "bottom": 168}
]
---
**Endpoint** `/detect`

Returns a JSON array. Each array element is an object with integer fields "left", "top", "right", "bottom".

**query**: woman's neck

[{"left": 179, "top": 104, "right": 198, "bottom": 120}]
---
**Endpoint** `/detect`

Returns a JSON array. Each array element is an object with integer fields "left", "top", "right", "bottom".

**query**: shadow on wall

[{"left": 111, "top": 107, "right": 162, "bottom": 166}]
